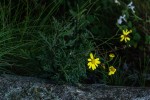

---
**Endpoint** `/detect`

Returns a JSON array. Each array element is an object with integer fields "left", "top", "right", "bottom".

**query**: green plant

[
  {"left": 37, "top": 18, "right": 94, "bottom": 83},
  {"left": 0, "top": 0, "right": 149, "bottom": 87},
  {"left": 113, "top": 0, "right": 150, "bottom": 86},
  {"left": 0, "top": 0, "right": 64, "bottom": 75}
]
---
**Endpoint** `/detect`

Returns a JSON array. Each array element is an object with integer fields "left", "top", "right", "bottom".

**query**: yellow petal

[
  {"left": 120, "top": 35, "right": 124, "bottom": 38},
  {"left": 123, "top": 30, "right": 125, "bottom": 35},
  {"left": 90, "top": 53, "right": 94, "bottom": 59},
  {"left": 88, "top": 59, "right": 91, "bottom": 61},
  {"left": 126, "top": 32, "right": 130, "bottom": 35},
  {"left": 126, "top": 37, "right": 130, "bottom": 41},
  {"left": 95, "top": 64, "right": 98, "bottom": 67},
  {"left": 95, "top": 60, "right": 101, "bottom": 64},
  {"left": 87, "top": 62, "right": 92, "bottom": 67},
  {"left": 109, "top": 53, "right": 115, "bottom": 58},
  {"left": 88, "top": 63, "right": 92, "bottom": 69},
  {"left": 95, "top": 58, "right": 99, "bottom": 61},
  {"left": 125, "top": 38, "right": 127, "bottom": 43},
  {"left": 92, "top": 64, "right": 96, "bottom": 70},
  {"left": 129, "top": 30, "right": 132, "bottom": 33},
  {"left": 123, "top": 29, "right": 129, "bottom": 35},
  {"left": 125, "top": 29, "right": 129, "bottom": 35},
  {"left": 120, "top": 37, "right": 124, "bottom": 42},
  {"left": 108, "top": 72, "right": 112, "bottom": 75},
  {"left": 125, "top": 37, "right": 130, "bottom": 42},
  {"left": 89, "top": 65, "right": 92, "bottom": 69},
  {"left": 95, "top": 58, "right": 100, "bottom": 62},
  {"left": 124, "top": 29, "right": 132, "bottom": 35}
]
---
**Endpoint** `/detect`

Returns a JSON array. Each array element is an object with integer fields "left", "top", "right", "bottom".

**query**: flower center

[
  {"left": 91, "top": 59, "right": 95, "bottom": 64},
  {"left": 110, "top": 68, "right": 115, "bottom": 71},
  {"left": 124, "top": 34, "right": 128, "bottom": 37}
]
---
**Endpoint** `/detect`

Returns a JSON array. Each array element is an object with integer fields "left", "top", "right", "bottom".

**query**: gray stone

[{"left": 0, "top": 74, "right": 150, "bottom": 100}]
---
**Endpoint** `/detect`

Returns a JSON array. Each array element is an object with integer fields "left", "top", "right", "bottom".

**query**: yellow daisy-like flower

[
  {"left": 108, "top": 66, "right": 116, "bottom": 75},
  {"left": 120, "top": 29, "right": 132, "bottom": 43},
  {"left": 109, "top": 53, "right": 115, "bottom": 58},
  {"left": 87, "top": 53, "right": 101, "bottom": 70}
]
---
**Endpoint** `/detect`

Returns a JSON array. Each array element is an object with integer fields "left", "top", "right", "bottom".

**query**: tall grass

[{"left": 0, "top": 0, "right": 64, "bottom": 75}]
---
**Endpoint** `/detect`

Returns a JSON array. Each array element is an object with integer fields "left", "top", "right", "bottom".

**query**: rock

[{"left": 0, "top": 74, "right": 150, "bottom": 100}]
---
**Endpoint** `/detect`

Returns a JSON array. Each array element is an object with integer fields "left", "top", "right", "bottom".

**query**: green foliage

[
  {"left": 0, "top": 0, "right": 149, "bottom": 86},
  {"left": 145, "top": 36, "right": 150, "bottom": 44},
  {"left": 0, "top": 0, "right": 65, "bottom": 75},
  {"left": 36, "top": 18, "right": 94, "bottom": 83}
]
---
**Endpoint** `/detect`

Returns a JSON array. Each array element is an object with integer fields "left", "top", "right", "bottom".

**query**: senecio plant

[
  {"left": 117, "top": 1, "right": 134, "bottom": 44},
  {"left": 86, "top": 0, "right": 139, "bottom": 84},
  {"left": 87, "top": 53, "right": 116, "bottom": 76},
  {"left": 116, "top": 1, "right": 141, "bottom": 47},
  {"left": 120, "top": 29, "right": 132, "bottom": 43}
]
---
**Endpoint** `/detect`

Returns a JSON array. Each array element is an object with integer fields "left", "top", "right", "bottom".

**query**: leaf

[
  {"left": 127, "top": 21, "right": 132, "bottom": 28},
  {"left": 133, "top": 33, "right": 141, "bottom": 41},
  {"left": 145, "top": 35, "right": 150, "bottom": 44},
  {"left": 87, "top": 15, "right": 95, "bottom": 23}
]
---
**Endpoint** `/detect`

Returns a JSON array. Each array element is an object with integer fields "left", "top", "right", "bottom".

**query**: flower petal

[
  {"left": 108, "top": 72, "right": 112, "bottom": 75},
  {"left": 95, "top": 60, "right": 101, "bottom": 64},
  {"left": 95, "top": 58, "right": 99, "bottom": 60},
  {"left": 90, "top": 53, "right": 94, "bottom": 59},
  {"left": 87, "top": 62, "right": 92, "bottom": 67},
  {"left": 108, "top": 66, "right": 116, "bottom": 75},
  {"left": 120, "top": 37, "right": 124, "bottom": 42},
  {"left": 88, "top": 59, "right": 91, "bottom": 61},
  {"left": 126, "top": 37, "right": 130, "bottom": 41},
  {"left": 125, "top": 38, "right": 127, "bottom": 43},
  {"left": 109, "top": 53, "right": 115, "bottom": 58},
  {"left": 120, "top": 35, "right": 124, "bottom": 38},
  {"left": 129, "top": 30, "right": 132, "bottom": 33},
  {"left": 92, "top": 65, "right": 96, "bottom": 70},
  {"left": 123, "top": 30, "right": 126, "bottom": 35}
]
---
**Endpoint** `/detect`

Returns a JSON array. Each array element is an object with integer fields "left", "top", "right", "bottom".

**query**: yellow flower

[
  {"left": 109, "top": 53, "right": 115, "bottom": 58},
  {"left": 120, "top": 29, "right": 132, "bottom": 43},
  {"left": 108, "top": 66, "right": 116, "bottom": 75},
  {"left": 87, "top": 53, "right": 101, "bottom": 70}
]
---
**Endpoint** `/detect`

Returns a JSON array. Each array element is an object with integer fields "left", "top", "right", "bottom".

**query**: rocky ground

[{"left": 0, "top": 74, "right": 150, "bottom": 100}]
